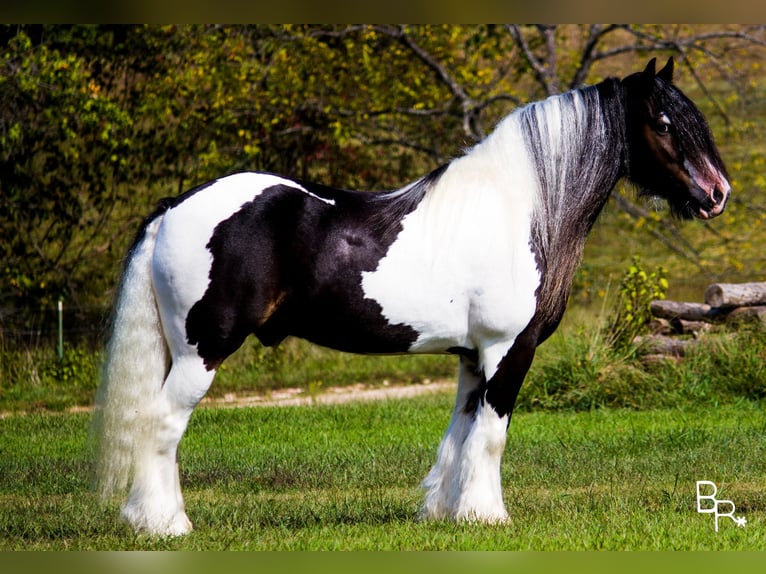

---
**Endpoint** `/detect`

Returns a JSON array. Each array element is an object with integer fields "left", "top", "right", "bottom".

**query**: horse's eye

[{"left": 656, "top": 113, "right": 671, "bottom": 135}]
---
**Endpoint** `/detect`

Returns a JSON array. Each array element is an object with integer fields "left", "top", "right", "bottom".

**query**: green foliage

[
  {"left": 518, "top": 326, "right": 655, "bottom": 411},
  {"left": 0, "top": 342, "right": 101, "bottom": 412},
  {"left": 1, "top": 23, "right": 765, "bottom": 353},
  {"left": 518, "top": 322, "right": 766, "bottom": 412},
  {"left": 38, "top": 346, "right": 100, "bottom": 391},
  {"left": 671, "top": 322, "right": 766, "bottom": 402},
  {"left": 603, "top": 256, "right": 668, "bottom": 353},
  {"left": 1, "top": 27, "right": 134, "bottom": 314}
]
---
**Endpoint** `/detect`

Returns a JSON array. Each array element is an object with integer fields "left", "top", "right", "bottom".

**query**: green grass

[
  {"left": 2, "top": 263, "right": 764, "bottom": 550},
  {"left": 1, "top": 394, "right": 764, "bottom": 550}
]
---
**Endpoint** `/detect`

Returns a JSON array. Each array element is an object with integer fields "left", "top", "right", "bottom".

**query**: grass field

[{"left": 1, "top": 391, "right": 764, "bottom": 550}]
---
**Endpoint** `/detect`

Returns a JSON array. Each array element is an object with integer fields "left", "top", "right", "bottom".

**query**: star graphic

[{"left": 734, "top": 516, "right": 747, "bottom": 528}]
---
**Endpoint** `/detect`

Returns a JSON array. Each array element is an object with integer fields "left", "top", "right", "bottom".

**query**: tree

[
  {"left": 0, "top": 26, "right": 133, "bottom": 324},
  {"left": 2, "top": 24, "right": 765, "bottom": 335},
  {"left": 302, "top": 24, "right": 766, "bottom": 277}
]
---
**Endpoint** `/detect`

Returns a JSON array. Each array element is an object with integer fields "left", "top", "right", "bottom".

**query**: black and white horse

[{"left": 93, "top": 58, "right": 730, "bottom": 535}]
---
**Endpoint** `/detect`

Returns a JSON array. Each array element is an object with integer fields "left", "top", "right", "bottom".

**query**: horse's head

[{"left": 623, "top": 57, "right": 730, "bottom": 220}]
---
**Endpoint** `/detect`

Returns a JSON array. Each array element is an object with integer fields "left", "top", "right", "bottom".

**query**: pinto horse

[{"left": 93, "top": 58, "right": 730, "bottom": 535}]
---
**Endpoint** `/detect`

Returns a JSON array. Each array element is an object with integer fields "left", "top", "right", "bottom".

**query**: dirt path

[
  {"left": 199, "top": 379, "right": 455, "bottom": 409},
  {"left": 0, "top": 379, "right": 455, "bottom": 419}
]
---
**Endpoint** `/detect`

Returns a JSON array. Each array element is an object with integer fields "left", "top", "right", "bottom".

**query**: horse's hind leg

[{"left": 120, "top": 352, "right": 215, "bottom": 536}]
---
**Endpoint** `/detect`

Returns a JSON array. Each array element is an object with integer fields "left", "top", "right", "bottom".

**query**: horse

[{"left": 92, "top": 57, "right": 730, "bottom": 536}]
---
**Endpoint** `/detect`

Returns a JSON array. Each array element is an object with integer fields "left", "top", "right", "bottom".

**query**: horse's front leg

[
  {"left": 420, "top": 355, "right": 484, "bottom": 520},
  {"left": 421, "top": 335, "right": 536, "bottom": 523}
]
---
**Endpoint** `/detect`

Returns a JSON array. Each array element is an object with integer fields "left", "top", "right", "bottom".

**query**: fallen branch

[
  {"left": 642, "top": 281, "right": 765, "bottom": 359},
  {"left": 725, "top": 305, "right": 766, "bottom": 323},
  {"left": 669, "top": 317, "right": 713, "bottom": 336}
]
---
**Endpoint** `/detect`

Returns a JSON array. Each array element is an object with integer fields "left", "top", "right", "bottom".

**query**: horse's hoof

[{"left": 121, "top": 506, "right": 193, "bottom": 537}]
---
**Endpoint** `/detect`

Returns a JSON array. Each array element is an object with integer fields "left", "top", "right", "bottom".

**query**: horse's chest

[{"left": 360, "top": 200, "right": 541, "bottom": 353}]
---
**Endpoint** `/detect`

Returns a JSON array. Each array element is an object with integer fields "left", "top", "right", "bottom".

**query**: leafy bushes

[
  {"left": 0, "top": 342, "right": 101, "bottom": 412},
  {"left": 517, "top": 324, "right": 766, "bottom": 413},
  {"left": 517, "top": 257, "right": 765, "bottom": 412},
  {"left": 603, "top": 255, "right": 669, "bottom": 352}
]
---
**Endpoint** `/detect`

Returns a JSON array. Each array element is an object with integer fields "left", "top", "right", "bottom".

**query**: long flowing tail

[{"left": 92, "top": 212, "right": 169, "bottom": 500}]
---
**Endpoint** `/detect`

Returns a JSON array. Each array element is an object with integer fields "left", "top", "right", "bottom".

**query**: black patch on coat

[
  {"left": 185, "top": 166, "right": 447, "bottom": 370},
  {"left": 447, "top": 346, "right": 479, "bottom": 365}
]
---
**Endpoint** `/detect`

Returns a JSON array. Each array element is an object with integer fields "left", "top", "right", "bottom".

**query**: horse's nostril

[{"left": 713, "top": 187, "right": 725, "bottom": 204}]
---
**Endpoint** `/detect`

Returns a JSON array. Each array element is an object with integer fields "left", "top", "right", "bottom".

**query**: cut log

[
  {"left": 648, "top": 317, "right": 673, "bottom": 335},
  {"left": 633, "top": 334, "right": 697, "bottom": 356},
  {"left": 725, "top": 305, "right": 766, "bottom": 324},
  {"left": 641, "top": 353, "right": 683, "bottom": 365},
  {"left": 669, "top": 317, "right": 712, "bottom": 336},
  {"left": 649, "top": 300, "right": 722, "bottom": 322},
  {"left": 704, "top": 282, "right": 766, "bottom": 308}
]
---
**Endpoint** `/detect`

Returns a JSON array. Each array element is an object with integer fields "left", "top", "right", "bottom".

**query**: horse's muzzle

[
  {"left": 687, "top": 158, "right": 730, "bottom": 220},
  {"left": 696, "top": 183, "right": 730, "bottom": 220}
]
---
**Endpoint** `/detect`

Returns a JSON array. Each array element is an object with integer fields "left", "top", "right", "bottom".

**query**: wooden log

[
  {"left": 647, "top": 317, "right": 673, "bottom": 335},
  {"left": 633, "top": 334, "right": 697, "bottom": 356},
  {"left": 724, "top": 305, "right": 766, "bottom": 324},
  {"left": 641, "top": 353, "right": 683, "bottom": 365},
  {"left": 704, "top": 281, "right": 766, "bottom": 308},
  {"left": 649, "top": 300, "right": 722, "bottom": 322},
  {"left": 669, "top": 317, "right": 712, "bottom": 336}
]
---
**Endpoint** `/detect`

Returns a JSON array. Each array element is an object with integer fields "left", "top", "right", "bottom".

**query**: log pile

[{"left": 636, "top": 281, "right": 766, "bottom": 360}]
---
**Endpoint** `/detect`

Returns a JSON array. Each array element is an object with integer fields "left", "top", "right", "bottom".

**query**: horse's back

[{"left": 149, "top": 172, "right": 422, "bottom": 362}]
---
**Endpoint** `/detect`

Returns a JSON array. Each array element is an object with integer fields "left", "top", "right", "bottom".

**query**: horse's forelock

[{"left": 654, "top": 80, "right": 727, "bottom": 176}]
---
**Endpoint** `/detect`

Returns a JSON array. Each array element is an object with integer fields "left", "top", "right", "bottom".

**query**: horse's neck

[{"left": 514, "top": 81, "right": 626, "bottom": 327}]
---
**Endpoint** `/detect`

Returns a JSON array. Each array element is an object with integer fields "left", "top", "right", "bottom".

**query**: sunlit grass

[{"left": 1, "top": 396, "right": 764, "bottom": 550}]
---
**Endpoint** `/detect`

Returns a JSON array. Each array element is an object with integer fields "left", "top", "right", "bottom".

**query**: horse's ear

[
  {"left": 657, "top": 57, "right": 674, "bottom": 83},
  {"left": 642, "top": 58, "right": 657, "bottom": 80}
]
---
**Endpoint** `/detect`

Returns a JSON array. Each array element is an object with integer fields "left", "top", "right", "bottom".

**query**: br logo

[{"left": 696, "top": 480, "right": 747, "bottom": 532}]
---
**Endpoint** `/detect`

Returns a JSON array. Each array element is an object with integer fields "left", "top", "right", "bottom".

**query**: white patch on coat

[
  {"left": 366, "top": 110, "right": 545, "bottom": 522},
  {"left": 361, "top": 112, "right": 542, "bottom": 377}
]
